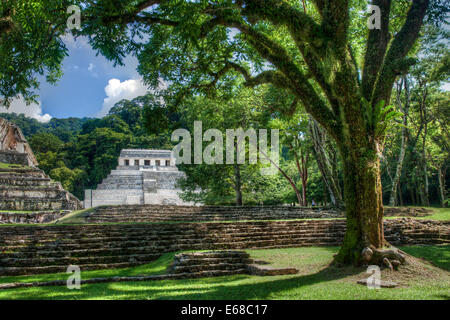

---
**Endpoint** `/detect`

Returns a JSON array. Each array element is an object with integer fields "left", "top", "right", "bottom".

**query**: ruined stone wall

[
  {"left": 0, "top": 150, "right": 29, "bottom": 166},
  {"left": 0, "top": 211, "right": 69, "bottom": 224},
  {"left": 0, "top": 118, "right": 37, "bottom": 167},
  {"left": 0, "top": 218, "right": 447, "bottom": 275},
  {"left": 0, "top": 166, "right": 83, "bottom": 211}
]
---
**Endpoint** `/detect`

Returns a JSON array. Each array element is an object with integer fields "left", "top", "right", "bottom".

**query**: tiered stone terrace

[
  {"left": 0, "top": 166, "right": 82, "bottom": 211},
  {"left": 0, "top": 217, "right": 448, "bottom": 276},
  {"left": 85, "top": 205, "right": 343, "bottom": 223},
  {"left": 84, "top": 149, "right": 189, "bottom": 207}
]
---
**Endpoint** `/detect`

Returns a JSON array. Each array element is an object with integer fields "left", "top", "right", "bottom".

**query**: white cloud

[
  {"left": 61, "top": 34, "right": 89, "bottom": 49},
  {"left": 0, "top": 97, "right": 52, "bottom": 123},
  {"left": 88, "top": 63, "right": 98, "bottom": 77},
  {"left": 97, "top": 78, "right": 149, "bottom": 117}
]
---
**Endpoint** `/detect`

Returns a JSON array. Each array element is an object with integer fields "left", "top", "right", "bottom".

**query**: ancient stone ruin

[
  {"left": 84, "top": 204, "right": 343, "bottom": 223},
  {"left": 84, "top": 149, "right": 191, "bottom": 207},
  {"left": 0, "top": 218, "right": 447, "bottom": 276},
  {"left": 0, "top": 117, "right": 82, "bottom": 213},
  {"left": 0, "top": 117, "right": 37, "bottom": 167}
]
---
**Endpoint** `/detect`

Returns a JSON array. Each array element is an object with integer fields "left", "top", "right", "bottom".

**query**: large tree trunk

[
  {"left": 335, "top": 141, "right": 385, "bottom": 264},
  {"left": 334, "top": 134, "right": 406, "bottom": 266}
]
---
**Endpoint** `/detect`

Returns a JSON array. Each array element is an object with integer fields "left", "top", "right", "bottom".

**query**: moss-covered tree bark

[{"left": 336, "top": 139, "right": 385, "bottom": 263}]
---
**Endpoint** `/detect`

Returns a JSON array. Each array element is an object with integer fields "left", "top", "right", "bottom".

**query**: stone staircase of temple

[
  {"left": 168, "top": 251, "right": 298, "bottom": 278},
  {"left": 85, "top": 205, "right": 343, "bottom": 223},
  {"left": 0, "top": 218, "right": 448, "bottom": 276},
  {"left": 0, "top": 166, "right": 82, "bottom": 211},
  {"left": 96, "top": 170, "right": 143, "bottom": 190},
  {"left": 168, "top": 251, "right": 251, "bottom": 277}
]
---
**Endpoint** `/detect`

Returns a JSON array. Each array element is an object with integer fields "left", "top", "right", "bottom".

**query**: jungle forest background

[{"left": 2, "top": 28, "right": 448, "bottom": 208}]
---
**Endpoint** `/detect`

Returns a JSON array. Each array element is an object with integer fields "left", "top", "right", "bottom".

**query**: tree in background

[
  {"left": 176, "top": 87, "right": 285, "bottom": 206},
  {"left": 382, "top": 22, "right": 449, "bottom": 208},
  {"left": 308, "top": 118, "right": 343, "bottom": 207}
]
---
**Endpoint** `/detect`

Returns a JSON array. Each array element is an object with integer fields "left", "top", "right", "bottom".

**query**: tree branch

[
  {"left": 318, "top": 0, "right": 350, "bottom": 47},
  {"left": 241, "top": 0, "right": 324, "bottom": 51},
  {"left": 372, "top": 0, "right": 429, "bottom": 106},
  {"left": 362, "top": 0, "right": 392, "bottom": 101}
]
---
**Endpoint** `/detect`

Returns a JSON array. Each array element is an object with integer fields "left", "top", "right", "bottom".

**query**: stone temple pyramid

[
  {"left": 0, "top": 117, "right": 82, "bottom": 212},
  {"left": 84, "top": 149, "right": 192, "bottom": 208}
]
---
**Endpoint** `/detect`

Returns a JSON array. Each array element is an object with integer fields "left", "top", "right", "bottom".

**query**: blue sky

[{"left": 0, "top": 35, "right": 149, "bottom": 121}]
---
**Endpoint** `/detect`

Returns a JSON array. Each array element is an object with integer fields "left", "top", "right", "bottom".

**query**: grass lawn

[
  {"left": 0, "top": 162, "right": 30, "bottom": 170},
  {"left": 417, "top": 207, "right": 450, "bottom": 221},
  {"left": 0, "top": 246, "right": 448, "bottom": 300},
  {"left": 384, "top": 206, "right": 450, "bottom": 221}
]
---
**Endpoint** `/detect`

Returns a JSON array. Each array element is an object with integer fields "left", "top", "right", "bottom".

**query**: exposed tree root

[{"left": 362, "top": 245, "right": 407, "bottom": 270}]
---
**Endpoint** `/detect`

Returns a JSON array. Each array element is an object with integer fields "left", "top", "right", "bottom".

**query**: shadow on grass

[
  {"left": 399, "top": 245, "right": 450, "bottom": 271},
  {"left": 1, "top": 263, "right": 363, "bottom": 300}
]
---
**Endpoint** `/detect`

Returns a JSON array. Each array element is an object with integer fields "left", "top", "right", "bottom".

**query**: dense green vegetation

[
  {"left": 1, "top": 0, "right": 448, "bottom": 266},
  {"left": 0, "top": 246, "right": 447, "bottom": 300}
]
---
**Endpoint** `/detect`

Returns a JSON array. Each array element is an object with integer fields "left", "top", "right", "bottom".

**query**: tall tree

[
  {"left": 78, "top": 0, "right": 446, "bottom": 265},
  {"left": 309, "top": 118, "right": 343, "bottom": 207},
  {"left": 388, "top": 77, "right": 410, "bottom": 206}
]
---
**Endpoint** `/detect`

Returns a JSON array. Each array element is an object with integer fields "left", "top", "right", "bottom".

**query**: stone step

[
  {"left": 0, "top": 253, "right": 161, "bottom": 267},
  {"left": 85, "top": 204, "right": 342, "bottom": 223},
  {"left": 0, "top": 221, "right": 346, "bottom": 236},
  {"left": 93, "top": 207, "right": 332, "bottom": 212},
  {"left": 96, "top": 185, "right": 143, "bottom": 190},
  {"left": 0, "top": 219, "right": 446, "bottom": 276},
  {"left": 0, "top": 189, "right": 67, "bottom": 200},
  {"left": 87, "top": 212, "right": 332, "bottom": 218},
  {"left": 0, "top": 173, "right": 48, "bottom": 180},
  {"left": 0, "top": 228, "right": 346, "bottom": 244},
  {"left": 0, "top": 238, "right": 343, "bottom": 262},
  {"left": 0, "top": 198, "right": 73, "bottom": 211},
  {"left": 0, "top": 164, "right": 82, "bottom": 212},
  {"left": 90, "top": 211, "right": 339, "bottom": 216},
  {"left": 89, "top": 211, "right": 330, "bottom": 215},
  {"left": 171, "top": 263, "right": 248, "bottom": 274},
  {"left": 166, "top": 250, "right": 299, "bottom": 278},
  {"left": 173, "top": 257, "right": 253, "bottom": 266},
  {"left": 0, "top": 269, "right": 251, "bottom": 289},
  {"left": 0, "top": 234, "right": 344, "bottom": 252},
  {"left": 0, "top": 222, "right": 345, "bottom": 235},
  {"left": 168, "top": 251, "right": 252, "bottom": 275},
  {"left": 0, "top": 261, "right": 152, "bottom": 276},
  {"left": 0, "top": 230, "right": 346, "bottom": 248},
  {"left": 0, "top": 179, "right": 54, "bottom": 188},
  {"left": 0, "top": 246, "right": 170, "bottom": 258}
]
